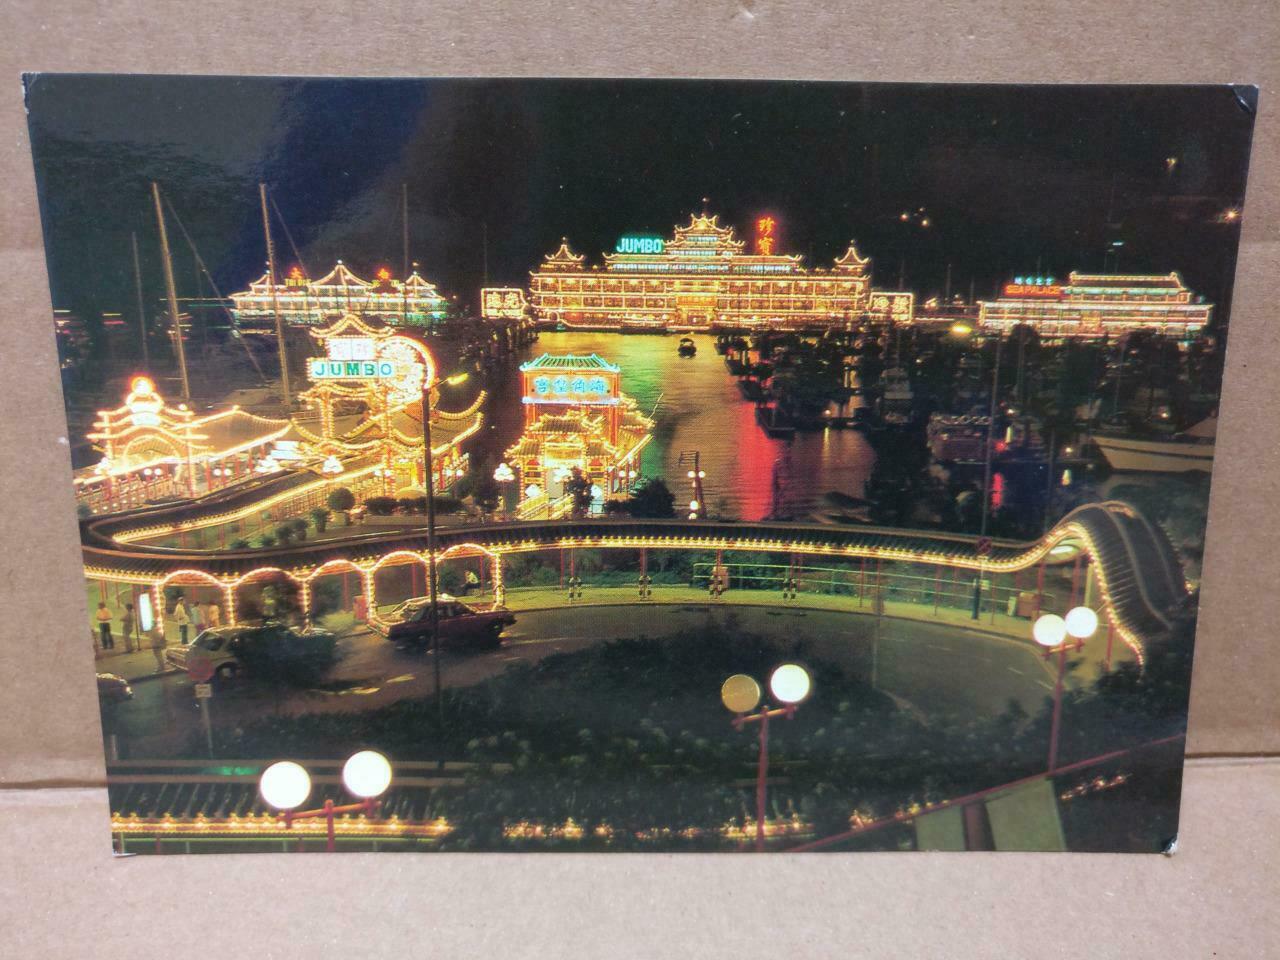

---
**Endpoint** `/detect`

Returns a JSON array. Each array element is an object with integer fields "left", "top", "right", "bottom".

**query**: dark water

[{"left": 479, "top": 332, "right": 876, "bottom": 522}]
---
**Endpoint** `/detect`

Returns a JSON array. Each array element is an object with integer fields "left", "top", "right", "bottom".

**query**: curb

[{"left": 499, "top": 597, "right": 1038, "bottom": 647}]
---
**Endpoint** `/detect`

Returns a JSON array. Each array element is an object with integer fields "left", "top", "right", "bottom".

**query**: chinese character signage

[
  {"left": 755, "top": 216, "right": 777, "bottom": 255},
  {"left": 481, "top": 287, "right": 529, "bottom": 319}
]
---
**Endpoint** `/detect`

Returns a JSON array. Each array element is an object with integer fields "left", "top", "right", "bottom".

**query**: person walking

[
  {"left": 94, "top": 602, "right": 114, "bottom": 650},
  {"left": 171, "top": 598, "right": 191, "bottom": 645},
  {"left": 191, "top": 600, "right": 205, "bottom": 636},
  {"left": 120, "top": 603, "right": 136, "bottom": 654},
  {"left": 149, "top": 627, "right": 168, "bottom": 673},
  {"left": 204, "top": 599, "right": 222, "bottom": 629}
]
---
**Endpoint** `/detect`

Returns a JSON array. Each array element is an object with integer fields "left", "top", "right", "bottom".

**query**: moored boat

[{"left": 1094, "top": 415, "right": 1216, "bottom": 473}]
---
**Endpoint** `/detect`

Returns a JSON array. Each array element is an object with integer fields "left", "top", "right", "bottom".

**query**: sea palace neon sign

[{"left": 524, "top": 375, "right": 617, "bottom": 405}]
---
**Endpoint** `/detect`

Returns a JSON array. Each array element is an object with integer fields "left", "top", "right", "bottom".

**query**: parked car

[
  {"left": 165, "top": 623, "right": 336, "bottom": 681},
  {"left": 372, "top": 594, "right": 516, "bottom": 650},
  {"left": 96, "top": 673, "right": 134, "bottom": 703}
]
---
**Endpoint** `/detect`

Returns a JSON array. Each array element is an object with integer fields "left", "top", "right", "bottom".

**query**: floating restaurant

[
  {"left": 290, "top": 314, "right": 481, "bottom": 495},
  {"left": 528, "top": 210, "right": 914, "bottom": 331},
  {"left": 977, "top": 272, "right": 1212, "bottom": 339},
  {"left": 77, "top": 315, "right": 483, "bottom": 515},
  {"left": 230, "top": 262, "right": 450, "bottom": 328},
  {"left": 503, "top": 353, "right": 653, "bottom": 515},
  {"left": 78, "top": 376, "right": 295, "bottom": 513}
]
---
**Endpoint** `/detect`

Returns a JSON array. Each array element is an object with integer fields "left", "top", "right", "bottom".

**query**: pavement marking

[
  {"left": 926, "top": 644, "right": 953, "bottom": 653},
  {"left": 1007, "top": 666, "right": 1024, "bottom": 676},
  {"left": 1036, "top": 680, "right": 1054, "bottom": 691}
]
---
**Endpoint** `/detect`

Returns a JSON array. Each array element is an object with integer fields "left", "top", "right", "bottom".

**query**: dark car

[
  {"left": 96, "top": 673, "right": 134, "bottom": 703},
  {"left": 372, "top": 593, "right": 516, "bottom": 650},
  {"left": 166, "top": 623, "right": 336, "bottom": 681}
]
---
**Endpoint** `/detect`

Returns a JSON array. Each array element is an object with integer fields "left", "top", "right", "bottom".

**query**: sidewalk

[{"left": 91, "top": 644, "right": 178, "bottom": 683}]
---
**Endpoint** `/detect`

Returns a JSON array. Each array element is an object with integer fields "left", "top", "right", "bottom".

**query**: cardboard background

[{"left": 0, "top": 1, "right": 1275, "bottom": 955}]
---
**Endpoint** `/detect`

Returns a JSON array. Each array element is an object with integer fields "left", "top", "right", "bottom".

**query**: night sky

[{"left": 24, "top": 76, "right": 1256, "bottom": 325}]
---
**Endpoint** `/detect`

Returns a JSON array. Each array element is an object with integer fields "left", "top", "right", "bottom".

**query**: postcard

[{"left": 24, "top": 75, "right": 1255, "bottom": 853}]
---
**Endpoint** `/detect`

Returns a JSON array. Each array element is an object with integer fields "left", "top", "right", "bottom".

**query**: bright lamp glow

[
  {"left": 769, "top": 663, "right": 812, "bottom": 704},
  {"left": 259, "top": 761, "right": 311, "bottom": 810},
  {"left": 1065, "top": 606, "right": 1099, "bottom": 640},
  {"left": 1033, "top": 614, "right": 1068, "bottom": 648},
  {"left": 342, "top": 750, "right": 392, "bottom": 799},
  {"left": 137, "top": 592, "right": 154, "bottom": 633},
  {"left": 721, "top": 674, "right": 762, "bottom": 714}
]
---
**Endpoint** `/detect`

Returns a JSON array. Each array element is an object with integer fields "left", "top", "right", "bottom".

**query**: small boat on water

[
  {"left": 756, "top": 404, "right": 796, "bottom": 438},
  {"left": 677, "top": 336, "right": 697, "bottom": 357},
  {"left": 1094, "top": 414, "right": 1216, "bottom": 473},
  {"left": 876, "top": 366, "right": 916, "bottom": 427}
]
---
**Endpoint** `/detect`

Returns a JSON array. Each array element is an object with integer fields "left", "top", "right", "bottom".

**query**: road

[{"left": 103, "top": 603, "right": 1060, "bottom": 758}]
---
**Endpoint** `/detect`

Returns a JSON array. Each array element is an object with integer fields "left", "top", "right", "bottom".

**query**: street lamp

[
  {"left": 493, "top": 462, "right": 516, "bottom": 517},
  {"left": 721, "top": 663, "right": 812, "bottom": 852},
  {"left": 421, "top": 370, "right": 471, "bottom": 730},
  {"left": 259, "top": 751, "right": 393, "bottom": 852},
  {"left": 1033, "top": 607, "right": 1097, "bottom": 773}
]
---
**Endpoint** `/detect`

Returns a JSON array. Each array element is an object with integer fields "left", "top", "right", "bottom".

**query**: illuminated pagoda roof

[
  {"left": 666, "top": 211, "right": 746, "bottom": 253},
  {"left": 581, "top": 208, "right": 809, "bottom": 275},
  {"left": 542, "top": 239, "right": 585, "bottom": 270},
  {"left": 833, "top": 241, "right": 871, "bottom": 273},
  {"left": 1064, "top": 272, "right": 1192, "bottom": 295},
  {"left": 402, "top": 267, "right": 442, "bottom": 293},
  {"left": 505, "top": 407, "right": 650, "bottom": 462},
  {"left": 78, "top": 376, "right": 293, "bottom": 486},
  {"left": 312, "top": 260, "right": 372, "bottom": 289},
  {"left": 519, "top": 353, "right": 621, "bottom": 373}
]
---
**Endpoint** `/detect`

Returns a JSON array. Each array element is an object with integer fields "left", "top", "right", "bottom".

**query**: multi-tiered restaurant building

[
  {"left": 528, "top": 211, "right": 913, "bottom": 331},
  {"left": 978, "top": 272, "right": 1212, "bottom": 339},
  {"left": 231, "top": 262, "right": 449, "bottom": 328}
]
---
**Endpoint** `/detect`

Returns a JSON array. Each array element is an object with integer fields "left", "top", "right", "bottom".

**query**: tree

[
  {"left": 232, "top": 622, "right": 338, "bottom": 692},
  {"left": 276, "top": 525, "right": 295, "bottom": 546},
  {"left": 564, "top": 467, "right": 594, "bottom": 517},
  {"left": 257, "top": 533, "right": 277, "bottom": 548},
  {"left": 327, "top": 487, "right": 356, "bottom": 524},
  {"left": 365, "top": 495, "right": 398, "bottom": 516},
  {"left": 471, "top": 474, "right": 501, "bottom": 515},
  {"left": 230, "top": 538, "right": 251, "bottom": 550},
  {"left": 287, "top": 517, "right": 308, "bottom": 541},
  {"left": 310, "top": 507, "right": 332, "bottom": 533},
  {"left": 608, "top": 478, "right": 676, "bottom": 518}
]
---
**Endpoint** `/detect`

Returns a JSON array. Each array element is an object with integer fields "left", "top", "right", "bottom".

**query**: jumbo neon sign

[
  {"left": 615, "top": 235, "right": 665, "bottom": 254},
  {"left": 309, "top": 359, "right": 398, "bottom": 380}
]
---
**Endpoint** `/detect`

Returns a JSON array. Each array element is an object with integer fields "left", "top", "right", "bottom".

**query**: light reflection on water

[{"left": 483, "top": 332, "right": 876, "bottom": 522}]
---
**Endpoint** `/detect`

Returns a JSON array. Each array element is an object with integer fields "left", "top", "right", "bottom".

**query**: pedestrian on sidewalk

[
  {"left": 203, "top": 599, "right": 222, "bottom": 629},
  {"left": 149, "top": 628, "right": 168, "bottom": 673},
  {"left": 120, "top": 603, "right": 136, "bottom": 653},
  {"left": 192, "top": 600, "right": 205, "bottom": 636},
  {"left": 171, "top": 598, "right": 191, "bottom": 645},
  {"left": 94, "top": 602, "right": 114, "bottom": 650}
]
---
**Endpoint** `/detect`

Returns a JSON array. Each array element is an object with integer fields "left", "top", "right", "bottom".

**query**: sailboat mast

[
  {"left": 401, "top": 184, "right": 411, "bottom": 326},
  {"left": 259, "top": 183, "right": 291, "bottom": 407},
  {"left": 130, "top": 231, "right": 150, "bottom": 368},
  {"left": 151, "top": 182, "right": 190, "bottom": 400},
  {"left": 401, "top": 183, "right": 410, "bottom": 280}
]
